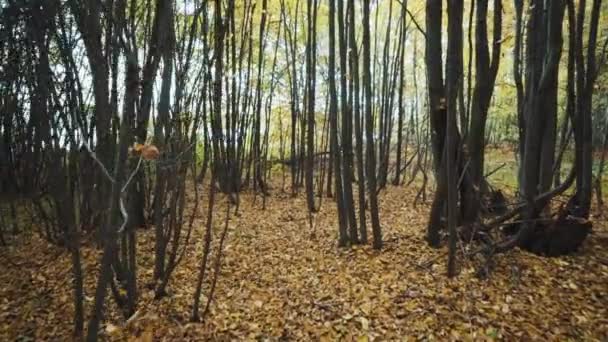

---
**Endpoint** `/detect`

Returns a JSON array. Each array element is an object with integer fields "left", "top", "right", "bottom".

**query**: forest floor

[{"left": 1, "top": 177, "right": 608, "bottom": 341}]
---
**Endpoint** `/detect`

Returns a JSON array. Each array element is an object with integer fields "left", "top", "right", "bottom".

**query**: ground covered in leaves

[{"left": 1, "top": 183, "right": 608, "bottom": 341}]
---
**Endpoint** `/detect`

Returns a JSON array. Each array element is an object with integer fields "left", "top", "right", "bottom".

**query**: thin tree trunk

[
  {"left": 329, "top": 0, "right": 349, "bottom": 247},
  {"left": 446, "top": 0, "right": 464, "bottom": 278},
  {"left": 305, "top": 0, "right": 317, "bottom": 213},
  {"left": 363, "top": 0, "right": 382, "bottom": 249},
  {"left": 463, "top": 0, "right": 502, "bottom": 223},
  {"left": 348, "top": 0, "right": 367, "bottom": 243},
  {"left": 425, "top": 0, "right": 444, "bottom": 247},
  {"left": 338, "top": 0, "right": 358, "bottom": 243}
]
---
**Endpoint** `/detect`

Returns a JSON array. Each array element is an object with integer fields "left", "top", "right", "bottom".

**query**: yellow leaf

[
  {"left": 105, "top": 323, "right": 120, "bottom": 335},
  {"left": 320, "top": 332, "right": 334, "bottom": 342},
  {"left": 360, "top": 301, "right": 371, "bottom": 315},
  {"left": 359, "top": 317, "right": 369, "bottom": 331},
  {"left": 133, "top": 143, "right": 145, "bottom": 152},
  {"left": 357, "top": 335, "right": 369, "bottom": 342},
  {"left": 451, "top": 329, "right": 461, "bottom": 339}
]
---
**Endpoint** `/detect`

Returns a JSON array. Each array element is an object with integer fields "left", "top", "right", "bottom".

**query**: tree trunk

[
  {"left": 348, "top": 0, "right": 367, "bottom": 243},
  {"left": 362, "top": 0, "right": 382, "bottom": 249},
  {"left": 446, "top": 0, "right": 464, "bottom": 278},
  {"left": 305, "top": 0, "right": 317, "bottom": 213},
  {"left": 425, "top": 0, "right": 445, "bottom": 247},
  {"left": 329, "top": 0, "right": 349, "bottom": 247},
  {"left": 338, "top": 0, "right": 358, "bottom": 243},
  {"left": 571, "top": 0, "right": 601, "bottom": 218},
  {"left": 518, "top": 0, "right": 566, "bottom": 246},
  {"left": 463, "top": 0, "right": 502, "bottom": 223}
]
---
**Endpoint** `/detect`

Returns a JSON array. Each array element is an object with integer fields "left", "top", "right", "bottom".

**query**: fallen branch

[
  {"left": 484, "top": 163, "right": 506, "bottom": 179},
  {"left": 484, "top": 165, "right": 576, "bottom": 230}
]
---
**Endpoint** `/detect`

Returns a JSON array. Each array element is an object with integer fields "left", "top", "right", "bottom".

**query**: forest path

[{"left": 1, "top": 183, "right": 607, "bottom": 340}]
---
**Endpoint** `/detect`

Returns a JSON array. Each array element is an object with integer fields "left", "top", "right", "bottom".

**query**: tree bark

[
  {"left": 362, "top": 0, "right": 382, "bottom": 249},
  {"left": 348, "top": 0, "right": 367, "bottom": 243},
  {"left": 425, "top": 0, "right": 445, "bottom": 247},
  {"left": 463, "top": 0, "right": 502, "bottom": 223},
  {"left": 446, "top": 0, "right": 464, "bottom": 277},
  {"left": 338, "top": 0, "right": 358, "bottom": 243}
]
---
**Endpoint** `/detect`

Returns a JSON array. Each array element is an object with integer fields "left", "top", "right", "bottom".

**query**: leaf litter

[{"left": 1, "top": 183, "right": 607, "bottom": 341}]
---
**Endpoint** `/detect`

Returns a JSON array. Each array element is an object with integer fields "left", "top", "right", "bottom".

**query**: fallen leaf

[
  {"left": 359, "top": 317, "right": 369, "bottom": 331},
  {"left": 105, "top": 323, "right": 119, "bottom": 335}
]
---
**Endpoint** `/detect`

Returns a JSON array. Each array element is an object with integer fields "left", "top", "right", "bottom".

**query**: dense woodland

[{"left": 1, "top": 0, "right": 608, "bottom": 340}]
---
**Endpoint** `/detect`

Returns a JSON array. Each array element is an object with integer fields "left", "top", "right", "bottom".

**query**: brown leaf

[{"left": 141, "top": 145, "right": 160, "bottom": 160}]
